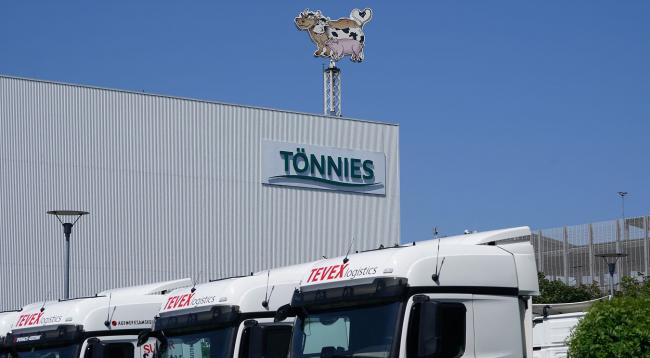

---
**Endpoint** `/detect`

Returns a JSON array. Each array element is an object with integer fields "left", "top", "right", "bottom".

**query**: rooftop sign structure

[
  {"left": 295, "top": 8, "right": 373, "bottom": 63},
  {"left": 295, "top": 8, "right": 373, "bottom": 116}
]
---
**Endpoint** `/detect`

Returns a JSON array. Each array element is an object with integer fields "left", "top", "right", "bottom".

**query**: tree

[
  {"left": 619, "top": 272, "right": 650, "bottom": 297},
  {"left": 568, "top": 273, "right": 650, "bottom": 357},
  {"left": 534, "top": 272, "right": 602, "bottom": 304},
  {"left": 567, "top": 296, "right": 650, "bottom": 357}
]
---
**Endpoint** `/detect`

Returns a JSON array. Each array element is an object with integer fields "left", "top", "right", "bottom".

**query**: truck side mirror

[
  {"left": 407, "top": 299, "right": 467, "bottom": 358},
  {"left": 274, "top": 304, "right": 291, "bottom": 322},
  {"left": 137, "top": 330, "right": 168, "bottom": 354},
  {"left": 136, "top": 330, "right": 150, "bottom": 347},
  {"left": 407, "top": 298, "right": 442, "bottom": 358},
  {"left": 84, "top": 338, "right": 104, "bottom": 358},
  {"left": 239, "top": 323, "right": 264, "bottom": 358},
  {"left": 240, "top": 324, "right": 293, "bottom": 358},
  {"left": 248, "top": 325, "right": 265, "bottom": 358},
  {"left": 416, "top": 301, "right": 442, "bottom": 358}
]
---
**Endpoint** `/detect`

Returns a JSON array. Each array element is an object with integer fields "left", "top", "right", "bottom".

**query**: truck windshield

[
  {"left": 158, "top": 327, "right": 235, "bottom": 358},
  {"left": 291, "top": 302, "right": 401, "bottom": 358},
  {"left": 12, "top": 344, "right": 80, "bottom": 358}
]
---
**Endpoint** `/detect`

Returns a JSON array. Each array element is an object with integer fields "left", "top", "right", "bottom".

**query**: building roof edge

[{"left": 0, "top": 74, "right": 399, "bottom": 127}]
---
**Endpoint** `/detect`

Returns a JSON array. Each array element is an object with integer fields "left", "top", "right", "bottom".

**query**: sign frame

[{"left": 261, "top": 140, "right": 386, "bottom": 196}]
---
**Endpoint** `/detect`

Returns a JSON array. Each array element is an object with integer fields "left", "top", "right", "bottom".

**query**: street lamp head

[
  {"left": 596, "top": 252, "right": 628, "bottom": 276},
  {"left": 596, "top": 252, "right": 628, "bottom": 298},
  {"left": 47, "top": 210, "right": 90, "bottom": 217},
  {"left": 617, "top": 191, "right": 628, "bottom": 198},
  {"left": 48, "top": 210, "right": 90, "bottom": 239},
  {"left": 47, "top": 210, "right": 90, "bottom": 228},
  {"left": 595, "top": 252, "right": 628, "bottom": 262}
]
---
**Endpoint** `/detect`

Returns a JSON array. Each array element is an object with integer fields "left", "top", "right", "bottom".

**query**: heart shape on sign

[{"left": 350, "top": 8, "right": 373, "bottom": 26}]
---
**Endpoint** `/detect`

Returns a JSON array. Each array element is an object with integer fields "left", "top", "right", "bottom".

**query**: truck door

[
  {"left": 401, "top": 294, "right": 475, "bottom": 358},
  {"left": 471, "top": 295, "right": 525, "bottom": 357}
]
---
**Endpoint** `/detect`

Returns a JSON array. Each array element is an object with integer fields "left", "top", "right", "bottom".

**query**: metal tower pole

[{"left": 323, "top": 61, "right": 342, "bottom": 116}]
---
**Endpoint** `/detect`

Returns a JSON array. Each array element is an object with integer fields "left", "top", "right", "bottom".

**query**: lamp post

[
  {"left": 595, "top": 252, "right": 628, "bottom": 299},
  {"left": 616, "top": 191, "right": 628, "bottom": 271},
  {"left": 617, "top": 191, "right": 628, "bottom": 219},
  {"left": 47, "top": 210, "right": 89, "bottom": 299}
]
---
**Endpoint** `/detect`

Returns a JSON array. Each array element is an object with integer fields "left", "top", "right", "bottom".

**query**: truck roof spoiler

[
  {"left": 441, "top": 226, "right": 531, "bottom": 246},
  {"left": 97, "top": 278, "right": 193, "bottom": 297}
]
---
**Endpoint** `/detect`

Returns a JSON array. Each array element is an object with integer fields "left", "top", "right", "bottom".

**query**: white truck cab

[
  {"left": 144, "top": 264, "right": 310, "bottom": 358},
  {"left": 284, "top": 227, "right": 540, "bottom": 358},
  {"left": 1, "top": 311, "right": 20, "bottom": 358},
  {"left": 5, "top": 279, "right": 191, "bottom": 358}
]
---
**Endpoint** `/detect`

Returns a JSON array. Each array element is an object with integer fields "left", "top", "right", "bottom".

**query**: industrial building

[{"left": 0, "top": 75, "right": 400, "bottom": 310}]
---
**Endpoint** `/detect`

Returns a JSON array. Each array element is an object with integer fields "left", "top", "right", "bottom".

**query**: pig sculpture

[{"left": 326, "top": 39, "right": 364, "bottom": 62}]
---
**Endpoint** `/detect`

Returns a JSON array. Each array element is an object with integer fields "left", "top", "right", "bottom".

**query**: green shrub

[
  {"left": 619, "top": 272, "right": 650, "bottom": 297},
  {"left": 567, "top": 295, "right": 650, "bottom": 357},
  {"left": 534, "top": 272, "right": 602, "bottom": 304}
]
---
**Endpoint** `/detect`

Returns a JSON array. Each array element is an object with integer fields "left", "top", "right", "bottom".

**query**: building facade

[{"left": 0, "top": 76, "right": 400, "bottom": 310}]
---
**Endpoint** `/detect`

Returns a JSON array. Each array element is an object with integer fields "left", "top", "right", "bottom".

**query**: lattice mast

[{"left": 323, "top": 60, "right": 342, "bottom": 116}]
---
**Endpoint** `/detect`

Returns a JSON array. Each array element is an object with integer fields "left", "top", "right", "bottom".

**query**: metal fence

[{"left": 532, "top": 215, "right": 649, "bottom": 292}]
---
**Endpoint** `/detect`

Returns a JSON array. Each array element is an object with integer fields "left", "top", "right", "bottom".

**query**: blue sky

[{"left": 1, "top": 1, "right": 648, "bottom": 241}]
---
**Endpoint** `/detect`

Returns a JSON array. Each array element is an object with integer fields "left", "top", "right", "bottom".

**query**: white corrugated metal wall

[{"left": 0, "top": 76, "right": 400, "bottom": 310}]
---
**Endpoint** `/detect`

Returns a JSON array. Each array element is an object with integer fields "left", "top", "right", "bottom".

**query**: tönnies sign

[{"left": 262, "top": 140, "right": 386, "bottom": 195}]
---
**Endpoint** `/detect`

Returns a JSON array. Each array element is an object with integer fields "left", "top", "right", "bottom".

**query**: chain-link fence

[{"left": 532, "top": 216, "right": 649, "bottom": 292}]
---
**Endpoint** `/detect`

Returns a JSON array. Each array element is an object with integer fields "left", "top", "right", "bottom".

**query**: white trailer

[
  {"left": 281, "top": 227, "right": 539, "bottom": 358},
  {"left": 532, "top": 298, "right": 605, "bottom": 358},
  {"left": 5, "top": 279, "right": 191, "bottom": 357},
  {"left": 144, "top": 264, "right": 310, "bottom": 358}
]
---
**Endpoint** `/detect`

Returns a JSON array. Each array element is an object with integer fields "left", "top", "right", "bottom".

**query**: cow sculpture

[{"left": 295, "top": 8, "right": 372, "bottom": 63}]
